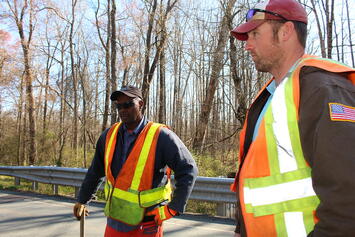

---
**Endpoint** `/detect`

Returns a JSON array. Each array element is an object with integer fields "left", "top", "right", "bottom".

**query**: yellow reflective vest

[
  {"left": 104, "top": 121, "right": 172, "bottom": 225},
  {"left": 232, "top": 55, "right": 355, "bottom": 236}
]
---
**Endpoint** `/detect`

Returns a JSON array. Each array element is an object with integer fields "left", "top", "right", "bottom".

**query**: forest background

[{"left": 0, "top": 0, "right": 354, "bottom": 178}]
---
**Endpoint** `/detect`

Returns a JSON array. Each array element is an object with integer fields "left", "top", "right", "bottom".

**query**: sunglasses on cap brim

[{"left": 246, "top": 9, "right": 288, "bottom": 22}]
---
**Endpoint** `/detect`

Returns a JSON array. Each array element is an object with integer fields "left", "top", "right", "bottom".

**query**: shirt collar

[{"left": 267, "top": 80, "right": 276, "bottom": 95}]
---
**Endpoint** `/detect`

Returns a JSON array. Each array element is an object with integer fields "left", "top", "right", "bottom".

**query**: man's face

[
  {"left": 245, "top": 21, "right": 283, "bottom": 73},
  {"left": 115, "top": 94, "right": 143, "bottom": 124}
]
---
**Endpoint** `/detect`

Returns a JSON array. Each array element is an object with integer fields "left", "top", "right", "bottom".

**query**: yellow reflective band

[
  {"left": 130, "top": 123, "right": 161, "bottom": 190},
  {"left": 112, "top": 188, "right": 139, "bottom": 203},
  {"left": 105, "top": 123, "right": 121, "bottom": 176},
  {"left": 104, "top": 181, "right": 113, "bottom": 200},
  {"left": 111, "top": 183, "right": 170, "bottom": 205},
  {"left": 139, "top": 181, "right": 172, "bottom": 207},
  {"left": 158, "top": 206, "right": 166, "bottom": 219}
]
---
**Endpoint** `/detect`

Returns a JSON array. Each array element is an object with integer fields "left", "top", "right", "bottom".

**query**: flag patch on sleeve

[{"left": 329, "top": 103, "right": 355, "bottom": 122}]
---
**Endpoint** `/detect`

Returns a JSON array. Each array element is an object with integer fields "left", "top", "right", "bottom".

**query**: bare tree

[
  {"left": 6, "top": 0, "right": 37, "bottom": 165},
  {"left": 110, "top": 0, "right": 117, "bottom": 124},
  {"left": 310, "top": 0, "right": 335, "bottom": 58},
  {"left": 345, "top": 0, "right": 354, "bottom": 67},
  {"left": 141, "top": 0, "right": 178, "bottom": 113},
  {"left": 95, "top": 0, "right": 111, "bottom": 131},
  {"left": 69, "top": 0, "right": 79, "bottom": 160},
  {"left": 310, "top": 0, "right": 326, "bottom": 57},
  {"left": 158, "top": 0, "right": 167, "bottom": 123},
  {"left": 192, "top": 0, "right": 237, "bottom": 152}
]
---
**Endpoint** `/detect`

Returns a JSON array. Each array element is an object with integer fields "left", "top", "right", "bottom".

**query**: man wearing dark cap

[
  {"left": 73, "top": 85, "right": 198, "bottom": 236},
  {"left": 229, "top": 0, "right": 355, "bottom": 236}
]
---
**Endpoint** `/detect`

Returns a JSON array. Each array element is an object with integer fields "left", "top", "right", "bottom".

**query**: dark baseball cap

[
  {"left": 231, "top": 0, "right": 307, "bottom": 41},
  {"left": 110, "top": 85, "right": 143, "bottom": 101}
]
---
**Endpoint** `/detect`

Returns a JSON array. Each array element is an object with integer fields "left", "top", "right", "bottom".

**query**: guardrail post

[
  {"left": 225, "top": 203, "right": 236, "bottom": 219},
  {"left": 216, "top": 203, "right": 236, "bottom": 219},
  {"left": 32, "top": 181, "right": 38, "bottom": 190},
  {"left": 217, "top": 203, "right": 226, "bottom": 217},
  {"left": 53, "top": 184, "right": 58, "bottom": 195},
  {"left": 15, "top": 177, "right": 21, "bottom": 186},
  {"left": 75, "top": 187, "right": 80, "bottom": 198}
]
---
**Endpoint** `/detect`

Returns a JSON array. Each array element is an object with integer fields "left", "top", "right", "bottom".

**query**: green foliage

[
  {"left": 0, "top": 176, "right": 32, "bottom": 191},
  {"left": 60, "top": 147, "right": 96, "bottom": 168},
  {"left": 95, "top": 190, "right": 106, "bottom": 201},
  {"left": 0, "top": 175, "right": 78, "bottom": 198},
  {"left": 58, "top": 185, "right": 76, "bottom": 197},
  {"left": 193, "top": 153, "right": 236, "bottom": 177},
  {"left": 186, "top": 200, "right": 217, "bottom": 216},
  {"left": 6, "top": 185, "right": 18, "bottom": 191},
  {"left": 0, "top": 134, "right": 20, "bottom": 166},
  {"left": 36, "top": 131, "right": 60, "bottom": 165},
  {"left": 183, "top": 153, "right": 237, "bottom": 216}
]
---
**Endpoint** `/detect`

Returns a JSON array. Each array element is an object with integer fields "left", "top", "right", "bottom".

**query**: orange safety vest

[
  {"left": 104, "top": 121, "right": 172, "bottom": 225},
  {"left": 232, "top": 55, "right": 355, "bottom": 236}
]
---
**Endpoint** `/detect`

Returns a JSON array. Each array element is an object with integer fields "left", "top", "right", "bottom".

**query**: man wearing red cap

[
  {"left": 230, "top": 0, "right": 355, "bottom": 236},
  {"left": 73, "top": 85, "right": 198, "bottom": 236}
]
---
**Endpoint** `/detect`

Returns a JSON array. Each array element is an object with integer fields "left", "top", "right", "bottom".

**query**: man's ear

[
  {"left": 139, "top": 99, "right": 144, "bottom": 110},
  {"left": 279, "top": 21, "right": 294, "bottom": 41}
]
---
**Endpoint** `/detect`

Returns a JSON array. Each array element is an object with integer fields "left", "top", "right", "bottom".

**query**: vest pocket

[{"left": 107, "top": 197, "right": 145, "bottom": 225}]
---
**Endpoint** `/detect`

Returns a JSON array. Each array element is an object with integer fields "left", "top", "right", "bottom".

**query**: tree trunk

[
  {"left": 227, "top": 7, "right": 245, "bottom": 126},
  {"left": 141, "top": 0, "right": 158, "bottom": 109},
  {"left": 69, "top": 0, "right": 78, "bottom": 160},
  {"left": 79, "top": 59, "right": 88, "bottom": 168},
  {"left": 12, "top": 0, "right": 37, "bottom": 165},
  {"left": 310, "top": 0, "right": 326, "bottom": 58},
  {"left": 16, "top": 73, "right": 25, "bottom": 165},
  {"left": 192, "top": 0, "right": 237, "bottom": 152},
  {"left": 158, "top": 48, "right": 166, "bottom": 123},
  {"left": 345, "top": 0, "right": 354, "bottom": 67},
  {"left": 326, "top": 0, "right": 335, "bottom": 58},
  {"left": 110, "top": 0, "right": 117, "bottom": 124},
  {"left": 158, "top": 2, "right": 167, "bottom": 123},
  {"left": 96, "top": 0, "right": 111, "bottom": 131},
  {"left": 56, "top": 41, "right": 67, "bottom": 167}
]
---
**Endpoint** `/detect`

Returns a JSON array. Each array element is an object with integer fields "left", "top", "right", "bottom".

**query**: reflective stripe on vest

[
  {"left": 103, "top": 122, "right": 172, "bottom": 225},
  {"left": 243, "top": 71, "right": 319, "bottom": 236},
  {"left": 105, "top": 123, "right": 121, "bottom": 189},
  {"left": 239, "top": 56, "right": 355, "bottom": 237}
]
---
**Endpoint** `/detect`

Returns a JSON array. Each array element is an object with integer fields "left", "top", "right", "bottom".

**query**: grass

[
  {"left": 0, "top": 175, "right": 76, "bottom": 198},
  {"left": 0, "top": 175, "right": 32, "bottom": 191},
  {"left": 0, "top": 175, "right": 107, "bottom": 201},
  {"left": 186, "top": 200, "right": 217, "bottom": 216}
]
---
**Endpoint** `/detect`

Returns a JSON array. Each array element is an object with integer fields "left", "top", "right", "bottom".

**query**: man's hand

[
  {"left": 234, "top": 233, "right": 241, "bottom": 237},
  {"left": 73, "top": 202, "right": 88, "bottom": 220},
  {"left": 146, "top": 206, "right": 177, "bottom": 225}
]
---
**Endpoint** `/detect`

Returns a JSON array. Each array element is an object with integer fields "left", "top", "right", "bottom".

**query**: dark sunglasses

[
  {"left": 246, "top": 9, "right": 288, "bottom": 22},
  {"left": 115, "top": 100, "right": 135, "bottom": 111}
]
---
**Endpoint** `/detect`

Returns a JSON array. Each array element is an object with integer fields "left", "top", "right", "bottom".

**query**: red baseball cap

[{"left": 231, "top": 0, "right": 307, "bottom": 41}]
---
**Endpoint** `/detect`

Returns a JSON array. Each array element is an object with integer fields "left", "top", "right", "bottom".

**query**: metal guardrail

[{"left": 0, "top": 166, "right": 237, "bottom": 218}]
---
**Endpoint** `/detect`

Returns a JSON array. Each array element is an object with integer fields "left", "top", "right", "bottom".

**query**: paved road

[{"left": 0, "top": 190, "right": 235, "bottom": 237}]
